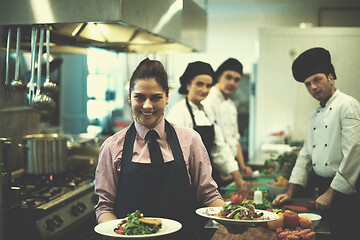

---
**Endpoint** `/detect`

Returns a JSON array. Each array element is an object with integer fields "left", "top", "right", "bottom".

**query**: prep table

[{"left": 204, "top": 175, "right": 331, "bottom": 240}]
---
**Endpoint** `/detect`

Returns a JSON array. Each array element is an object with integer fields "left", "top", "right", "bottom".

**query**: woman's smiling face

[{"left": 130, "top": 78, "right": 169, "bottom": 129}]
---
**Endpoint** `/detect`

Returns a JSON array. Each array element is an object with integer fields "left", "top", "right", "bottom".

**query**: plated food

[
  {"left": 218, "top": 199, "right": 265, "bottom": 220},
  {"left": 94, "top": 210, "right": 182, "bottom": 238},
  {"left": 196, "top": 194, "right": 279, "bottom": 226},
  {"left": 113, "top": 210, "right": 162, "bottom": 235}
]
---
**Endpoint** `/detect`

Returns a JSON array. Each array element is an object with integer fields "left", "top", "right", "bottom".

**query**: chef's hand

[
  {"left": 234, "top": 177, "right": 249, "bottom": 196},
  {"left": 241, "top": 166, "right": 253, "bottom": 177},
  {"left": 272, "top": 193, "right": 291, "bottom": 205},
  {"left": 272, "top": 183, "right": 296, "bottom": 205},
  {"left": 231, "top": 170, "right": 249, "bottom": 194},
  {"left": 316, "top": 187, "right": 336, "bottom": 210}
]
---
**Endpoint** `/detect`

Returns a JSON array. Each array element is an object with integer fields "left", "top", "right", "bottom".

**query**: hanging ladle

[
  {"left": 10, "top": 27, "right": 27, "bottom": 93},
  {"left": 42, "top": 25, "right": 59, "bottom": 96},
  {"left": 27, "top": 26, "right": 37, "bottom": 105},
  {"left": 32, "top": 26, "right": 56, "bottom": 113}
]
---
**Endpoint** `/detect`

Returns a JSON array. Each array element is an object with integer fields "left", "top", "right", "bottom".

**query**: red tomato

[
  {"left": 230, "top": 194, "right": 243, "bottom": 204},
  {"left": 114, "top": 226, "right": 126, "bottom": 234}
]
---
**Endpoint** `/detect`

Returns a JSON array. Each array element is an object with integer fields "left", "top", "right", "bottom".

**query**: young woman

[
  {"left": 167, "top": 61, "right": 249, "bottom": 195},
  {"left": 94, "top": 58, "right": 224, "bottom": 239}
]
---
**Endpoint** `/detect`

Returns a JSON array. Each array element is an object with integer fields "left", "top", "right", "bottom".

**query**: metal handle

[
  {"left": 36, "top": 26, "right": 44, "bottom": 95},
  {"left": 5, "top": 28, "right": 11, "bottom": 86},
  {"left": 14, "top": 27, "right": 21, "bottom": 79},
  {"left": 46, "top": 25, "right": 50, "bottom": 80},
  {"left": 28, "top": 26, "right": 38, "bottom": 104},
  {"left": 30, "top": 27, "right": 38, "bottom": 84}
]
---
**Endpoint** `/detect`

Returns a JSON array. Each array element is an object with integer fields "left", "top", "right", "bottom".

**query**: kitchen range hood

[{"left": 0, "top": 0, "right": 207, "bottom": 53}]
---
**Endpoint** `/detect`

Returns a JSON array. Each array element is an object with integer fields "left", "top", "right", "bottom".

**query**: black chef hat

[
  {"left": 292, "top": 47, "right": 337, "bottom": 82},
  {"left": 179, "top": 61, "right": 215, "bottom": 94},
  {"left": 214, "top": 58, "right": 243, "bottom": 83}
]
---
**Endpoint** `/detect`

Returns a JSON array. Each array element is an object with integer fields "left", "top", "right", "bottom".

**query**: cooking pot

[{"left": 22, "top": 133, "right": 69, "bottom": 175}]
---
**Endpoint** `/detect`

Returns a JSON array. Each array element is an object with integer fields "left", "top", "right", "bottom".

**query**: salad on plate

[
  {"left": 217, "top": 194, "right": 266, "bottom": 220},
  {"left": 196, "top": 194, "right": 279, "bottom": 226},
  {"left": 113, "top": 210, "right": 162, "bottom": 235}
]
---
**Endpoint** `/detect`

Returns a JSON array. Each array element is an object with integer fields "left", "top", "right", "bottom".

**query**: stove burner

[
  {"left": 13, "top": 172, "right": 94, "bottom": 209},
  {"left": 5, "top": 170, "right": 97, "bottom": 240}
]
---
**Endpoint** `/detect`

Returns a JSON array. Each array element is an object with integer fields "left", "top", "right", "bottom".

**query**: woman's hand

[
  {"left": 208, "top": 198, "right": 226, "bottom": 207},
  {"left": 98, "top": 212, "right": 118, "bottom": 224}
]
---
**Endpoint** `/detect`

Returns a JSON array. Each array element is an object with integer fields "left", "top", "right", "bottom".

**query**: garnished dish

[
  {"left": 218, "top": 195, "right": 266, "bottom": 220},
  {"left": 94, "top": 210, "right": 182, "bottom": 238},
  {"left": 196, "top": 194, "right": 279, "bottom": 226},
  {"left": 113, "top": 210, "right": 162, "bottom": 235}
]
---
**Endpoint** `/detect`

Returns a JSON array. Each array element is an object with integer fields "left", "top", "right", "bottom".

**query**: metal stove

[{"left": 4, "top": 172, "right": 98, "bottom": 240}]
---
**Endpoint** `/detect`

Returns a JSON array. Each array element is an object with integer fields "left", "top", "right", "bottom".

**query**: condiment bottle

[{"left": 254, "top": 187, "right": 263, "bottom": 204}]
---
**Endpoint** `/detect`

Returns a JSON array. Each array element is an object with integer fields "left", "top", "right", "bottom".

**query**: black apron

[
  {"left": 185, "top": 97, "right": 215, "bottom": 155},
  {"left": 113, "top": 120, "right": 200, "bottom": 239},
  {"left": 310, "top": 173, "right": 360, "bottom": 239},
  {"left": 185, "top": 97, "right": 221, "bottom": 185}
]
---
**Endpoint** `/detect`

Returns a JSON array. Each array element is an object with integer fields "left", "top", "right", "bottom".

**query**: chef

[
  {"left": 202, "top": 58, "right": 253, "bottom": 192},
  {"left": 94, "top": 58, "right": 225, "bottom": 239},
  {"left": 167, "top": 61, "right": 242, "bottom": 190},
  {"left": 272, "top": 47, "right": 360, "bottom": 239}
]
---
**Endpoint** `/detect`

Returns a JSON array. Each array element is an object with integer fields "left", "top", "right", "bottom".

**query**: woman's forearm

[{"left": 98, "top": 212, "right": 118, "bottom": 224}]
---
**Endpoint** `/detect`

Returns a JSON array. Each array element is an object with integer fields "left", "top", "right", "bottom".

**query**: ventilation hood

[{"left": 0, "top": 0, "right": 207, "bottom": 54}]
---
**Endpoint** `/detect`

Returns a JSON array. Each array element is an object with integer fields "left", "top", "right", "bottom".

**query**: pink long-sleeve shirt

[{"left": 94, "top": 117, "right": 222, "bottom": 220}]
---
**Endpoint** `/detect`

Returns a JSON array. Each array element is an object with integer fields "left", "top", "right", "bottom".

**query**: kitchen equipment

[
  {"left": 0, "top": 138, "right": 13, "bottom": 206},
  {"left": 27, "top": 26, "right": 38, "bottom": 105},
  {"left": 22, "top": 133, "right": 69, "bottom": 175},
  {"left": 0, "top": 0, "right": 207, "bottom": 53},
  {"left": 10, "top": 27, "right": 27, "bottom": 93},
  {"left": 42, "top": 25, "right": 59, "bottom": 96},
  {"left": 3, "top": 172, "right": 97, "bottom": 240},
  {"left": 0, "top": 137, "right": 12, "bottom": 176},
  {"left": 32, "top": 26, "right": 56, "bottom": 113},
  {"left": 4, "top": 28, "right": 11, "bottom": 99},
  {"left": 0, "top": 138, "right": 11, "bottom": 171}
]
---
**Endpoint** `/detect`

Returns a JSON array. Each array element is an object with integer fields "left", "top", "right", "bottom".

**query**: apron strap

[
  {"left": 165, "top": 120, "right": 186, "bottom": 164},
  {"left": 121, "top": 123, "right": 136, "bottom": 164},
  {"left": 185, "top": 97, "right": 198, "bottom": 127},
  {"left": 185, "top": 97, "right": 214, "bottom": 126}
]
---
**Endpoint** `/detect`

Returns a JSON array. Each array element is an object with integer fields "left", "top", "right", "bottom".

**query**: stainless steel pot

[{"left": 22, "top": 133, "right": 69, "bottom": 175}]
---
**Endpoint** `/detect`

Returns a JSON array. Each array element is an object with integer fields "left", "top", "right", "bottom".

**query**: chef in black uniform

[{"left": 167, "top": 61, "right": 240, "bottom": 188}]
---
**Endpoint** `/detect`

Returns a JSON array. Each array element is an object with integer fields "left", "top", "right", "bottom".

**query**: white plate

[
  {"left": 196, "top": 207, "right": 279, "bottom": 226},
  {"left": 94, "top": 218, "right": 182, "bottom": 238}
]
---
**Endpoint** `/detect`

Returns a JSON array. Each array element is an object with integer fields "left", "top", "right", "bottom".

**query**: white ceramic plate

[
  {"left": 196, "top": 207, "right": 279, "bottom": 226},
  {"left": 94, "top": 218, "right": 182, "bottom": 238}
]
